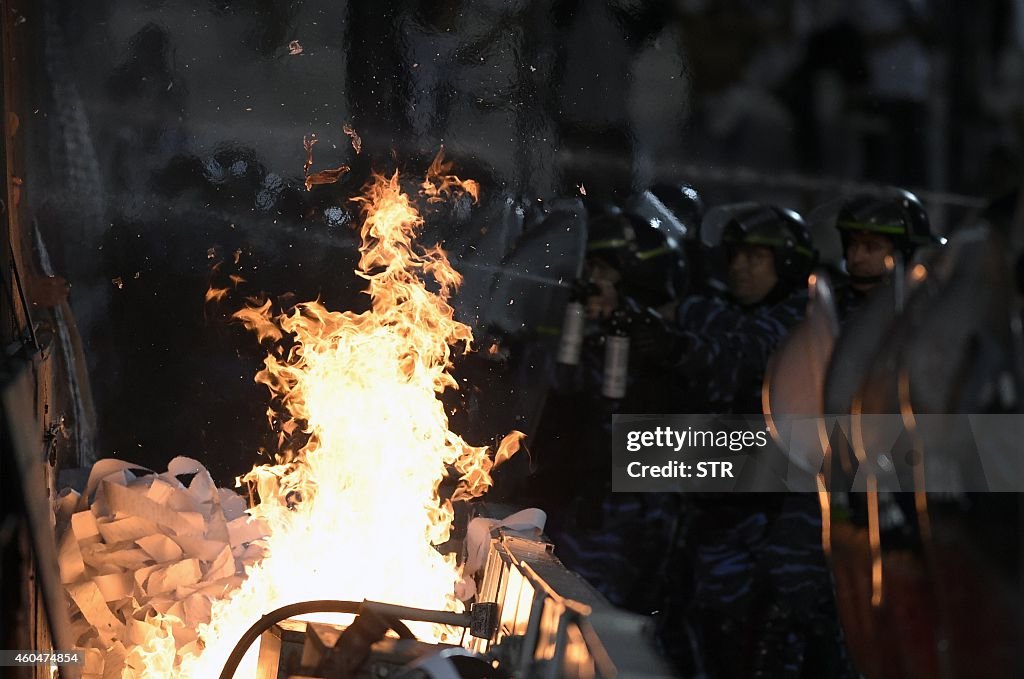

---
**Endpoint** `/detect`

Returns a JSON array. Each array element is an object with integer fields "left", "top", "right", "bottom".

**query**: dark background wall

[{"left": 15, "top": 0, "right": 1024, "bottom": 485}]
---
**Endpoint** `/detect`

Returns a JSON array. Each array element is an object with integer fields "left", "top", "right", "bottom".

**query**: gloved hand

[{"left": 620, "top": 298, "right": 691, "bottom": 368}]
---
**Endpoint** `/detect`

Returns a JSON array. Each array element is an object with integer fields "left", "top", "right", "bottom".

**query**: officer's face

[
  {"left": 728, "top": 245, "right": 778, "bottom": 305},
  {"left": 845, "top": 231, "right": 895, "bottom": 290}
]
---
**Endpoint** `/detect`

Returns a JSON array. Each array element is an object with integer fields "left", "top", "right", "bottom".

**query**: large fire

[{"left": 137, "top": 157, "right": 517, "bottom": 676}]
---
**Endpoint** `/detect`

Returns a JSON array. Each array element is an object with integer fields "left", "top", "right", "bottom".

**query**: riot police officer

[
  {"left": 531, "top": 196, "right": 698, "bottom": 613},
  {"left": 654, "top": 203, "right": 816, "bottom": 413},
  {"left": 830, "top": 189, "right": 945, "bottom": 550},
  {"left": 643, "top": 204, "right": 858, "bottom": 678},
  {"left": 625, "top": 183, "right": 712, "bottom": 296},
  {"left": 833, "top": 188, "right": 941, "bottom": 318}
]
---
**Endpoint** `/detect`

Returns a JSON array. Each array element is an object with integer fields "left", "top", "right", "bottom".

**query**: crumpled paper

[
  {"left": 455, "top": 508, "right": 546, "bottom": 601},
  {"left": 58, "top": 456, "right": 265, "bottom": 678}
]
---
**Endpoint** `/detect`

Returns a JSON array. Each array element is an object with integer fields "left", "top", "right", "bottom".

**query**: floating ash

[{"left": 56, "top": 457, "right": 265, "bottom": 678}]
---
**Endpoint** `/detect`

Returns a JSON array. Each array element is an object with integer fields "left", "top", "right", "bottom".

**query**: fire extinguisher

[
  {"left": 556, "top": 280, "right": 594, "bottom": 366},
  {"left": 602, "top": 306, "right": 630, "bottom": 399}
]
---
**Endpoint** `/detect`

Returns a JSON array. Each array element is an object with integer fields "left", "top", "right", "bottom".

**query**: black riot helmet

[
  {"left": 623, "top": 184, "right": 705, "bottom": 295},
  {"left": 625, "top": 183, "right": 705, "bottom": 242},
  {"left": 586, "top": 210, "right": 686, "bottom": 307},
  {"left": 836, "top": 189, "right": 940, "bottom": 260},
  {"left": 719, "top": 204, "right": 818, "bottom": 285}
]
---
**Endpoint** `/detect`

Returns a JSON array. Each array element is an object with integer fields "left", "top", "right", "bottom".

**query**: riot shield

[
  {"left": 763, "top": 271, "right": 840, "bottom": 474},
  {"left": 442, "top": 196, "right": 587, "bottom": 445}
]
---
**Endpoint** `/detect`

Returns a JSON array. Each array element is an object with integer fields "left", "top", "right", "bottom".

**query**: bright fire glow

[{"left": 143, "top": 157, "right": 519, "bottom": 676}]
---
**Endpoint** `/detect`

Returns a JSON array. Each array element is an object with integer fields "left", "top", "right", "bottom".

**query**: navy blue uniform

[
  {"left": 670, "top": 288, "right": 808, "bottom": 414},
  {"left": 661, "top": 287, "right": 858, "bottom": 678},
  {"left": 834, "top": 279, "right": 871, "bottom": 322}
]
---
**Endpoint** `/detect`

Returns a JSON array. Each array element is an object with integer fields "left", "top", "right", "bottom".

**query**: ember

[
  {"left": 342, "top": 123, "right": 362, "bottom": 154},
  {"left": 302, "top": 134, "right": 351, "bottom": 191}
]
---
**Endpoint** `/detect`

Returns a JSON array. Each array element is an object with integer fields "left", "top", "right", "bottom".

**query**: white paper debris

[
  {"left": 171, "top": 534, "right": 231, "bottom": 562},
  {"left": 146, "top": 558, "right": 202, "bottom": 597},
  {"left": 457, "top": 508, "right": 546, "bottom": 601},
  {"left": 190, "top": 574, "right": 244, "bottom": 598},
  {"left": 67, "top": 581, "right": 122, "bottom": 644},
  {"left": 133, "top": 564, "right": 162, "bottom": 591},
  {"left": 183, "top": 594, "right": 212, "bottom": 627},
  {"left": 163, "top": 486, "right": 202, "bottom": 515},
  {"left": 126, "top": 616, "right": 159, "bottom": 648},
  {"left": 93, "top": 572, "right": 133, "bottom": 603},
  {"left": 57, "top": 488, "right": 81, "bottom": 526},
  {"left": 226, "top": 514, "right": 271, "bottom": 546},
  {"left": 59, "top": 456, "right": 262, "bottom": 677},
  {"left": 167, "top": 456, "right": 204, "bottom": 477},
  {"left": 82, "top": 647, "right": 104, "bottom": 676},
  {"left": 82, "top": 544, "right": 151, "bottom": 572},
  {"left": 104, "top": 481, "right": 200, "bottom": 537},
  {"left": 71, "top": 615, "right": 94, "bottom": 645},
  {"left": 204, "top": 544, "right": 237, "bottom": 582},
  {"left": 188, "top": 469, "right": 217, "bottom": 503},
  {"left": 218, "top": 488, "right": 248, "bottom": 521},
  {"left": 205, "top": 496, "right": 230, "bottom": 543},
  {"left": 58, "top": 529, "right": 86, "bottom": 584},
  {"left": 178, "top": 511, "right": 206, "bottom": 536},
  {"left": 145, "top": 478, "right": 177, "bottom": 505},
  {"left": 136, "top": 534, "right": 184, "bottom": 563},
  {"left": 81, "top": 459, "right": 153, "bottom": 510},
  {"left": 241, "top": 541, "right": 268, "bottom": 568},
  {"left": 72, "top": 510, "right": 101, "bottom": 542},
  {"left": 102, "top": 641, "right": 128, "bottom": 679},
  {"left": 97, "top": 516, "right": 159, "bottom": 544}
]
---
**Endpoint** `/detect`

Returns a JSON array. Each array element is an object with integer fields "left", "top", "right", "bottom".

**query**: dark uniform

[
  {"left": 671, "top": 286, "right": 807, "bottom": 414},
  {"left": 829, "top": 190, "right": 944, "bottom": 551},
  {"left": 833, "top": 280, "right": 871, "bottom": 322},
  {"left": 655, "top": 205, "right": 858, "bottom": 678},
  {"left": 531, "top": 195, "right": 700, "bottom": 613}
]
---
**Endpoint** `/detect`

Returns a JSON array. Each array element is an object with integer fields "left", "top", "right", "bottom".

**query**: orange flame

[
  {"left": 421, "top": 147, "right": 480, "bottom": 205},
  {"left": 494, "top": 431, "right": 525, "bottom": 467},
  {"left": 232, "top": 299, "right": 283, "bottom": 343},
  {"left": 343, "top": 123, "right": 362, "bottom": 155},
  {"left": 205, "top": 286, "right": 230, "bottom": 304},
  {"left": 148, "top": 158, "right": 516, "bottom": 677}
]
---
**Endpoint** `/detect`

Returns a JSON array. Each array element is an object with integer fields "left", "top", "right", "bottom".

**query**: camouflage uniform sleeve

[{"left": 673, "top": 293, "right": 807, "bottom": 411}]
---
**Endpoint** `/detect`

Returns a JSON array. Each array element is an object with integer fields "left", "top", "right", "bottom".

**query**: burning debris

[
  {"left": 56, "top": 457, "right": 266, "bottom": 678},
  {"left": 342, "top": 123, "right": 362, "bottom": 154},
  {"left": 421, "top": 147, "right": 480, "bottom": 205},
  {"left": 204, "top": 286, "right": 230, "bottom": 304},
  {"left": 63, "top": 155, "right": 522, "bottom": 676},
  {"left": 302, "top": 134, "right": 350, "bottom": 191}
]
